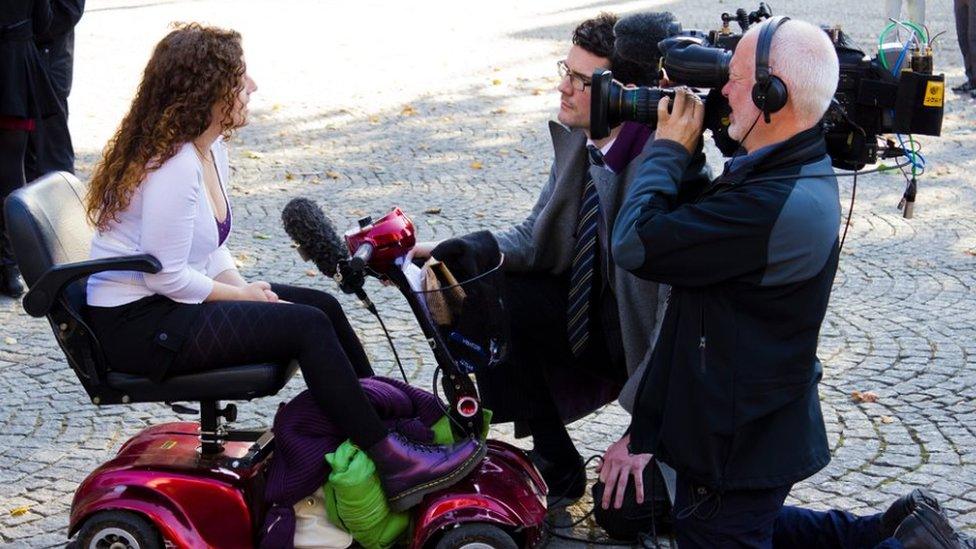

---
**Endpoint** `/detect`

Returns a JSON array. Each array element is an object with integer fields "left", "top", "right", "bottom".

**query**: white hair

[{"left": 743, "top": 19, "right": 840, "bottom": 125}]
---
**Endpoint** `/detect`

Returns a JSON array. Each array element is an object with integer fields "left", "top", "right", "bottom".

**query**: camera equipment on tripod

[{"left": 590, "top": 4, "right": 945, "bottom": 171}]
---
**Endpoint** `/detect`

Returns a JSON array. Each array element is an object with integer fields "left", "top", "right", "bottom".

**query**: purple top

[
  {"left": 212, "top": 152, "right": 232, "bottom": 246},
  {"left": 603, "top": 122, "right": 654, "bottom": 174},
  {"left": 215, "top": 197, "right": 231, "bottom": 246}
]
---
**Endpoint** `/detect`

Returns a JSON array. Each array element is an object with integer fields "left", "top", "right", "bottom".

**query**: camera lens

[{"left": 590, "top": 69, "right": 679, "bottom": 139}]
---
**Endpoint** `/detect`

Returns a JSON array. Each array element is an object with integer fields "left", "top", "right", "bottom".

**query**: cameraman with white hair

[{"left": 608, "top": 17, "right": 972, "bottom": 547}]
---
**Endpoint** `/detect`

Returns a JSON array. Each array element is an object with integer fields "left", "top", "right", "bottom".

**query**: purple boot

[{"left": 368, "top": 431, "right": 486, "bottom": 511}]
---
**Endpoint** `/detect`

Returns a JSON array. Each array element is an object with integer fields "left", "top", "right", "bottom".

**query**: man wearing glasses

[{"left": 413, "top": 12, "right": 707, "bottom": 506}]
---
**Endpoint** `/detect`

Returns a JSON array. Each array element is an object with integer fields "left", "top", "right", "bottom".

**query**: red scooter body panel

[
  {"left": 411, "top": 440, "right": 548, "bottom": 548},
  {"left": 70, "top": 422, "right": 265, "bottom": 549},
  {"left": 343, "top": 207, "right": 416, "bottom": 271}
]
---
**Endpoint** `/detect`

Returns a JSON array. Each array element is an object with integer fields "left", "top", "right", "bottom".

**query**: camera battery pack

[{"left": 893, "top": 72, "right": 944, "bottom": 136}]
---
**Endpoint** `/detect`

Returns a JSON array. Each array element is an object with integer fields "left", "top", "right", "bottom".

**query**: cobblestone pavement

[{"left": 1, "top": 0, "right": 975, "bottom": 546}]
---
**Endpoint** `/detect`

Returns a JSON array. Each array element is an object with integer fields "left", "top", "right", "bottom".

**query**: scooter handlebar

[{"left": 349, "top": 242, "right": 374, "bottom": 272}]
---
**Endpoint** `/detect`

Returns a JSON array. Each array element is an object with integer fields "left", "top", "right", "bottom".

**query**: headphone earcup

[
  {"left": 763, "top": 75, "right": 788, "bottom": 114},
  {"left": 751, "top": 75, "right": 788, "bottom": 117}
]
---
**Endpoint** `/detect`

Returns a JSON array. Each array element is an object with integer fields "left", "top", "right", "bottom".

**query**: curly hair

[
  {"left": 572, "top": 12, "right": 618, "bottom": 59},
  {"left": 86, "top": 23, "right": 246, "bottom": 230}
]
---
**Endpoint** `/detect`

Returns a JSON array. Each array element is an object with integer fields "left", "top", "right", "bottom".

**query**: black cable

[
  {"left": 743, "top": 158, "right": 913, "bottom": 184},
  {"left": 365, "top": 303, "right": 410, "bottom": 384},
  {"left": 410, "top": 254, "right": 505, "bottom": 295},
  {"left": 543, "top": 455, "right": 667, "bottom": 548},
  {"left": 839, "top": 170, "right": 857, "bottom": 253}
]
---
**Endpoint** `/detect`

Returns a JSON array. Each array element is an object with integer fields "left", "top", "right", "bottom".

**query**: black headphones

[{"left": 751, "top": 16, "right": 791, "bottom": 123}]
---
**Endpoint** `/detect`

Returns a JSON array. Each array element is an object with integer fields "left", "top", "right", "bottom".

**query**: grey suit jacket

[{"left": 494, "top": 121, "right": 668, "bottom": 412}]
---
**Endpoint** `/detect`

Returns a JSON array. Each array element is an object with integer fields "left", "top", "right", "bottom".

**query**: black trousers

[
  {"left": 672, "top": 476, "right": 899, "bottom": 548},
  {"left": 957, "top": 0, "right": 976, "bottom": 83},
  {"left": 26, "top": 32, "right": 75, "bottom": 180},
  {"left": 0, "top": 129, "right": 28, "bottom": 265},
  {"left": 476, "top": 272, "right": 623, "bottom": 460},
  {"left": 90, "top": 284, "right": 388, "bottom": 448}
]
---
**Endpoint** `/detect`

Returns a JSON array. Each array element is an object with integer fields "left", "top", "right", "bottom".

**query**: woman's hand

[
  {"left": 596, "top": 433, "right": 654, "bottom": 509},
  {"left": 238, "top": 281, "right": 278, "bottom": 302}
]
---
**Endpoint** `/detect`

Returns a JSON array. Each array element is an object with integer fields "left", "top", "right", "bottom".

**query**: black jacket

[
  {"left": 1, "top": 0, "right": 61, "bottom": 118},
  {"left": 612, "top": 127, "right": 841, "bottom": 490}
]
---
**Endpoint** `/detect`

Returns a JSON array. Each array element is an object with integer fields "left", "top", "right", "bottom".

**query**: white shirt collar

[{"left": 587, "top": 136, "right": 616, "bottom": 157}]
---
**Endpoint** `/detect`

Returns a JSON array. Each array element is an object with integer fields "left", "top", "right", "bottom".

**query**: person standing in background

[
  {"left": 954, "top": 0, "right": 976, "bottom": 97},
  {"left": 26, "top": 0, "right": 84, "bottom": 181},
  {"left": 0, "top": 0, "right": 61, "bottom": 298},
  {"left": 885, "top": 0, "right": 925, "bottom": 25}
]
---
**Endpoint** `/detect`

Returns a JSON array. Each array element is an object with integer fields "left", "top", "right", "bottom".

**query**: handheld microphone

[
  {"left": 281, "top": 198, "right": 376, "bottom": 311},
  {"left": 281, "top": 197, "right": 348, "bottom": 278}
]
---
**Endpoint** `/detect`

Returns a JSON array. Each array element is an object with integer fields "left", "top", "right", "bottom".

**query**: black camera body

[{"left": 590, "top": 6, "right": 945, "bottom": 170}]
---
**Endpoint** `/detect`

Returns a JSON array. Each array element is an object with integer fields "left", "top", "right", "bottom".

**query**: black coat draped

[{"left": 1, "top": 0, "right": 62, "bottom": 119}]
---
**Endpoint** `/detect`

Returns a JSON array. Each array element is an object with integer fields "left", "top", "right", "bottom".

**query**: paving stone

[{"left": 1, "top": 0, "right": 975, "bottom": 544}]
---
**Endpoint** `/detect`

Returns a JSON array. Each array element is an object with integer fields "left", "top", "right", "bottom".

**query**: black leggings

[
  {"left": 170, "top": 283, "right": 387, "bottom": 448},
  {"left": 0, "top": 129, "right": 28, "bottom": 263}
]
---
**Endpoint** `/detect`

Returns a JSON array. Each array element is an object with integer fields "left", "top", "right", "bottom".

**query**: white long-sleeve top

[{"left": 86, "top": 140, "right": 236, "bottom": 307}]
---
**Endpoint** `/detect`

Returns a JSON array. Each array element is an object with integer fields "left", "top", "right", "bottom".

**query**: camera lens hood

[{"left": 590, "top": 69, "right": 614, "bottom": 140}]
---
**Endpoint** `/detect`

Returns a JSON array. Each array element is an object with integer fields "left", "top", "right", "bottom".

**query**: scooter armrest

[{"left": 23, "top": 254, "right": 162, "bottom": 317}]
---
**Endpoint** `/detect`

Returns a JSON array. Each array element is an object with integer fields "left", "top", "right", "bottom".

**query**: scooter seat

[{"left": 106, "top": 360, "right": 300, "bottom": 403}]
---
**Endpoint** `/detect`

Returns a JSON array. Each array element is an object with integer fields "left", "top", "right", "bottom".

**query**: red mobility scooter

[{"left": 5, "top": 173, "right": 547, "bottom": 549}]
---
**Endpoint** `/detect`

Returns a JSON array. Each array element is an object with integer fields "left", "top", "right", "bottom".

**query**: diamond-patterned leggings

[{"left": 170, "top": 283, "right": 386, "bottom": 447}]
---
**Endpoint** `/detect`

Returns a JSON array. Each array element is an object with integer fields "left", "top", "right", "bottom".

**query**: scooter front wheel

[
  {"left": 75, "top": 510, "right": 162, "bottom": 549},
  {"left": 434, "top": 523, "right": 519, "bottom": 549}
]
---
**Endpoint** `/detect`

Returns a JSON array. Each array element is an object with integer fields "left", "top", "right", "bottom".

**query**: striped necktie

[{"left": 567, "top": 145, "right": 605, "bottom": 357}]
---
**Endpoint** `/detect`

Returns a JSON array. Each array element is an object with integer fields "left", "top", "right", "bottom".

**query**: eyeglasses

[{"left": 557, "top": 60, "right": 592, "bottom": 92}]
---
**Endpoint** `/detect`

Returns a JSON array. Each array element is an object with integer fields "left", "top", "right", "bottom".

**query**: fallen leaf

[
  {"left": 880, "top": 415, "right": 895, "bottom": 424},
  {"left": 491, "top": 108, "right": 507, "bottom": 115},
  {"left": 470, "top": 161, "right": 484, "bottom": 170},
  {"left": 851, "top": 390, "right": 879, "bottom": 404},
  {"left": 245, "top": 151, "right": 263, "bottom": 159},
  {"left": 474, "top": 212, "right": 486, "bottom": 218},
  {"left": 325, "top": 171, "right": 341, "bottom": 179},
  {"left": 271, "top": 103, "right": 283, "bottom": 112},
  {"left": 424, "top": 207, "right": 442, "bottom": 215},
  {"left": 401, "top": 105, "right": 418, "bottom": 116},
  {"left": 4, "top": 337, "right": 16, "bottom": 345},
  {"left": 491, "top": 79, "right": 502, "bottom": 86},
  {"left": 9, "top": 506, "right": 29, "bottom": 517},
  {"left": 285, "top": 172, "right": 295, "bottom": 181},
  {"left": 252, "top": 233, "right": 271, "bottom": 240},
  {"left": 369, "top": 115, "right": 381, "bottom": 124}
]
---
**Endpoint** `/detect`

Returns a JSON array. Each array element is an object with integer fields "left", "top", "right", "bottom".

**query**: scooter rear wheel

[
  {"left": 75, "top": 510, "right": 162, "bottom": 549},
  {"left": 434, "top": 523, "right": 518, "bottom": 549}
]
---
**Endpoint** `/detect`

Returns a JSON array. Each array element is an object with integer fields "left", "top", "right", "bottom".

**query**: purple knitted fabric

[{"left": 259, "top": 376, "right": 444, "bottom": 548}]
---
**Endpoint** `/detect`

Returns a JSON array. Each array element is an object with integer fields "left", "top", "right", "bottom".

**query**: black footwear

[
  {"left": 881, "top": 489, "right": 945, "bottom": 537},
  {"left": 528, "top": 450, "right": 586, "bottom": 506},
  {"left": 952, "top": 80, "right": 976, "bottom": 94},
  {"left": 894, "top": 503, "right": 965, "bottom": 549},
  {"left": 0, "top": 264, "right": 24, "bottom": 298}
]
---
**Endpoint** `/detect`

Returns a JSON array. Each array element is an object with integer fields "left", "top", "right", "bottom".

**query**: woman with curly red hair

[{"left": 84, "top": 23, "right": 483, "bottom": 511}]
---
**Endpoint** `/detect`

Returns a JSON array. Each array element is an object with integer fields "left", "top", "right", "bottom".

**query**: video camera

[{"left": 590, "top": 4, "right": 945, "bottom": 171}]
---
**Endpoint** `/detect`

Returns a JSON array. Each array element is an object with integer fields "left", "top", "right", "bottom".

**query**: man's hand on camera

[
  {"left": 654, "top": 87, "right": 705, "bottom": 154},
  {"left": 596, "top": 433, "right": 653, "bottom": 510}
]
